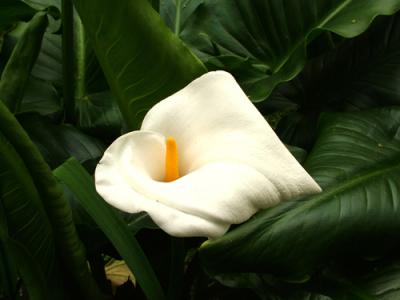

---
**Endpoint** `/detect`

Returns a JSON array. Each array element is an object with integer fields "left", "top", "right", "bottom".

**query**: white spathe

[{"left": 95, "top": 71, "right": 321, "bottom": 238}]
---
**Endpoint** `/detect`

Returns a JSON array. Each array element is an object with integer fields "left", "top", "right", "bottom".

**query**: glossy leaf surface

[
  {"left": 181, "top": 0, "right": 400, "bottom": 101},
  {"left": 272, "top": 13, "right": 400, "bottom": 148},
  {"left": 54, "top": 158, "right": 166, "bottom": 300},
  {"left": 72, "top": 0, "right": 206, "bottom": 129},
  {"left": 0, "top": 101, "right": 104, "bottom": 299},
  {"left": 200, "top": 107, "right": 400, "bottom": 280}
]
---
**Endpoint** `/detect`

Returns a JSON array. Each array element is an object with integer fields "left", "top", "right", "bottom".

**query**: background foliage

[{"left": 0, "top": 0, "right": 400, "bottom": 299}]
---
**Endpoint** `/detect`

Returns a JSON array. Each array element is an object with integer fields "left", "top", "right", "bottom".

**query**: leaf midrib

[
  {"left": 273, "top": 0, "right": 352, "bottom": 73},
  {"left": 273, "top": 155, "right": 400, "bottom": 228}
]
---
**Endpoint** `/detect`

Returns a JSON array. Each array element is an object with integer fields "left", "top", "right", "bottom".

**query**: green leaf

[
  {"left": 31, "top": 32, "right": 62, "bottom": 83},
  {"left": 0, "top": 101, "right": 104, "bottom": 299},
  {"left": 360, "top": 261, "right": 400, "bottom": 299},
  {"left": 160, "top": 0, "right": 203, "bottom": 36},
  {"left": 180, "top": 0, "right": 400, "bottom": 101},
  {"left": 18, "top": 31, "right": 63, "bottom": 117},
  {"left": 20, "top": 76, "right": 62, "bottom": 116},
  {"left": 271, "top": 13, "right": 400, "bottom": 148},
  {"left": 54, "top": 157, "right": 166, "bottom": 300},
  {"left": 62, "top": 5, "right": 124, "bottom": 135},
  {"left": 23, "top": 0, "right": 61, "bottom": 10},
  {"left": 0, "top": 12, "right": 48, "bottom": 112},
  {"left": 18, "top": 114, "right": 105, "bottom": 169},
  {"left": 76, "top": 91, "right": 123, "bottom": 139},
  {"left": 0, "top": 1, "right": 37, "bottom": 31},
  {"left": 199, "top": 107, "right": 400, "bottom": 281},
  {"left": 0, "top": 130, "right": 61, "bottom": 300},
  {"left": 72, "top": 0, "right": 206, "bottom": 129},
  {"left": 286, "top": 144, "right": 307, "bottom": 164},
  {"left": 5, "top": 238, "right": 50, "bottom": 300},
  {"left": 124, "top": 212, "right": 158, "bottom": 235}
]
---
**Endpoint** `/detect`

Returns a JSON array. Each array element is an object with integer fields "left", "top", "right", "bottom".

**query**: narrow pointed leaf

[
  {"left": 0, "top": 12, "right": 48, "bottom": 112},
  {"left": 0, "top": 1, "right": 37, "bottom": 30},
  {"left": 54, "top": 158, "right": 166, "bottom": 300}
]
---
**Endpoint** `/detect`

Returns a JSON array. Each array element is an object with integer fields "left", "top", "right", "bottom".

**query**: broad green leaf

[
  {"left": 31, "top": 32, "right": 62, "bottom": 83},
  {"left": 20, "top": 76, "right": 62, "bottom": 116},
  {"left": 13, "top": 32, "right": 63, "bottom": 116},
  {"left": 67, "top": 10, "right": 124, "bottom": 137},
  {"left": 180, "top": 0, "right": 400, "bottom": 101},
  {"left": 0, "top": 130, "right": 60, "bottom": 299},
  {"left": 0, "top": 1, "right": 36, "bottom": 31},
  {"left": 160, "top": 0, "right": 203, "bottom": 36},
  {"left": 18, "top": 114, "right": 105, "bottom": 169},
  {"left": 76, "top": 91, "right": 123, "bottom": 138},
  {"left": 0, "top": 12, "right": 48, "bottom": 112},
  {"left": 54, "top": 158, "right": 166, "bottom": 300},
  {"left": 72, "top": 0, "right": 206, "bottom": 129},
  {"left": 0, "top": 101, "right": 104, "bottom": 299},
  {"left": 271, "top": 14, "right": 400, "bottom": 148},
  {"left": 361, "top": 261, "right": 400, "bottom": 299},
  {"left": 199, "top": 107, "right": 400, "bottom": 281}
]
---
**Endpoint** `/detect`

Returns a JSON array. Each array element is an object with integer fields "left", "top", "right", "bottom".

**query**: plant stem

[
  {"left": 73, "top": 9, "right": 86, "bottom": 102},
  {"left": 174, "top": 0, "right": 182, "bottom": 35}
]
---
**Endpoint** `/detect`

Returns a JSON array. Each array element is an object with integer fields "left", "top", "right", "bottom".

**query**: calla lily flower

[{"left": 95, "top": 71, "right": 321, "bottom": 238}]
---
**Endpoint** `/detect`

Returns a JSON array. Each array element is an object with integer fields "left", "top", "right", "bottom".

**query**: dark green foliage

[{"left": 1, "top": 0, "right": 400, "bottom": 299}]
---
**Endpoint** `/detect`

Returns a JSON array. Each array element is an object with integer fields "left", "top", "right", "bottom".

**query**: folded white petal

[
  {"left": 95, "top": 130, "right": 285, "bottom": 238},
  {"left": 96, "top": 71, "right": 322, "bottom": 238},
  {"left": 141, "top": 71, "right": 321, "bottom": 198},
  {"left": 95, "top": 130, "right": 166, "bottom": 213}
]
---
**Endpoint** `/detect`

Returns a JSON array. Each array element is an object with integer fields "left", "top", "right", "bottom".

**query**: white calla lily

[{"left": 95, "top": 71, "right": 321, "bottom": 238}]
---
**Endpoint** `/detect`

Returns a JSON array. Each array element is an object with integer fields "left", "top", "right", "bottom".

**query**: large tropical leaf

[
  {"left": 31, "top": 32, "right": 62, "bottom": 84},
  {"left": 54, "top": 158, "right": 166, "bottom": 300},
  {"left": 0, "top": 101, "right": 104, "bottom": 299},
  {"left": 199, "top": 107, "right": 400, "bottom": 281},
  {"left": 269, "top": 13, "right": 400, "bottom": 149},
  {"left": 160, "top": 0, "right": 203, "bottom": 36},
  {"left": 180, "top": 0, "right": 400, "bottom": 101},
  {"left": 72, "top": 0, "right": 206, "bottom": 129},
  {"left": 0, "top": 130, "right": 62, "bottom": 299},
  {"left": 63, "top": 8, "right": 124, "bottom": 137},
  {"left": 18, "top": 114, "right": 105, "bottom": 169}
]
